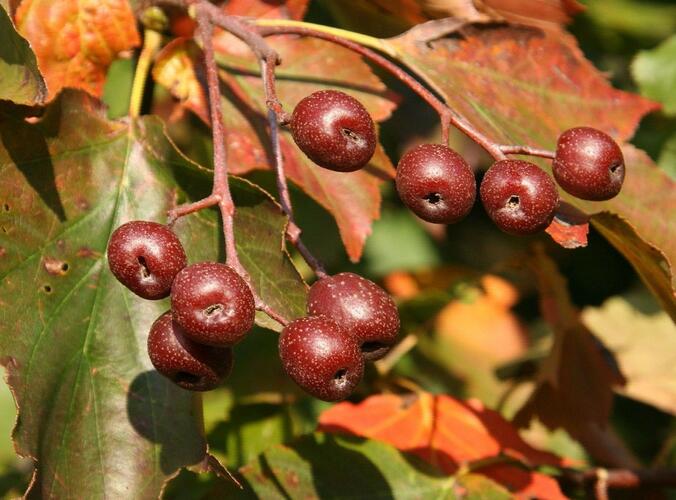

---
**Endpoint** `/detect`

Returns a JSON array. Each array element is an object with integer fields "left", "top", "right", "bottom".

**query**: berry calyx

[
  {"left": 395, "top": 144, "right": 476, "bottom": 224},
  {"left": 171, "top": 262, "right": 255, "bottom": 347},
  {"left": 290, "top": 90, "right": 376, "bottom": 172},
  {"left": 147, "top": 312, "right": 233, "bottom": 391},
  {"left": 307, "top": 272, "right": 399, "bottom": 361},
  {"left": 107, "top": 220, "right": 186, "bottom": 300},
  {"left": 279, "top": 316, "right": 364, "bottom": 401},
  {"left": 553, "top": 127, "right": 625, "bottom": 200},
  {"left": 480, "top": 160, "right": 559, "bottom": 235}
]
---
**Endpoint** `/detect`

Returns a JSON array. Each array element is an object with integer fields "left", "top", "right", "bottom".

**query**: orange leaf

[
  {"left": 319, "top": 392, "right": 567, "bottom": 499},
  {"left": 16, "top": 0, "right": 140, "bottom": 100},
  {"left": 222, "top": 0, "right": 309, "bottom": 20}
]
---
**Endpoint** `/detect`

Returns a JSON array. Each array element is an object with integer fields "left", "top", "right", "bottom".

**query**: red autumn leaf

[
  {"left": 153, "top": 36, "right": 397, "bottom": 261},
  {"left": 319, "top": 392, "right": 568, "bottom": 499},
  {"left": 545, "top": 202, "right": 590, "bottom": 248},
  {"left": 15, "top": 0, "right": 140, "bottom": 100}
]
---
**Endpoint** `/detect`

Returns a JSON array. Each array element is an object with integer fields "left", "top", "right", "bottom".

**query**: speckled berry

[
  {"left": 553, "top": 127, "right": 625, "bottom": 200},
  {"left": 290, "top": 90, "right": 376, "bottom": 172},
  {"left": 147, "top": 311, "right": 233, "bottom": 391},
  {"left": 171, "top": 262, "right": 255, "bottom": 347},
  {"left": 107, "top": 220, "right": 186, "bottom": 300},
  {"left": 396, "top": 144, "right": 476, "bottom": 224},
  {"left": 480, "top": 160, "right": 559, "bottom": 235},
  {"left": 308, "top": 273, "right": 399, "bottom": 361},
  {"left": 279, "top": 316, "right": 364, "bottom": 401}
]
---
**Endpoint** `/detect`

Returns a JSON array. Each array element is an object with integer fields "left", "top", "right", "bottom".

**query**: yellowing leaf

[{"left": 16, "top": 0, "right": 140, "bottom": 99}]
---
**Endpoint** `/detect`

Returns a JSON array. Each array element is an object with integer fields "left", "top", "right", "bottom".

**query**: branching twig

[{"left": 561, "top": 467, "right": 676, "bottom": 491}]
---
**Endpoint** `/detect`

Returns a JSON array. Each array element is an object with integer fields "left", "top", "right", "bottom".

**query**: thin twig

[
  {"left": 259, "top": 57, "right": 327, "bottom": 278},
  {"left": 561, "top": 467, "right": 676, "bottom": 490},
  {"left": 499, "top": 145, "right": 556, "bottom": 159}
]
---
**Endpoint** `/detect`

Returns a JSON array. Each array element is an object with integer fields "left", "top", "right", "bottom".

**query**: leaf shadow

[
  {"left": 0, "top": 102, "right": 66, "bottom": 222},
  {"left": 126, "top": 370, "right": 206, "bottom": 475}
]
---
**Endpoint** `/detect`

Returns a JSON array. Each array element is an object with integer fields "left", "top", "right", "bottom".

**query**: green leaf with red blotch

[
  {"left": 0, "top": 5, "right": 46, "bottom": 106},
  {"left": 15, "top": 0, "right": 140, "bottom": 100},
  {"left": 318, "top": 392, "right": 568, "bottom": 499},
  {"left": 240, "top": 432, "right": 512, "bottom": 499},
  {"left": 153, "top": 36, "right": 397, "bottom": 262},
  {"left": 382, "top": 22, "right": 675, "bottom": 317},
  {"left": 0, "top": 89, "right": 306, "bottom": 498}
]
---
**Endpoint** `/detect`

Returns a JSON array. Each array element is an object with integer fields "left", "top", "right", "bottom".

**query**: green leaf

[
  {"left": 658, "top": 131, "right": 676, "bottom": 179},
  {"left": 633, "top": 35, "right": 676, "bottom": 116},
  {"left": 0, "top": 5, "right": 46, "bottom": 106},
  {"left": 241, "top": 433, "right": 511, "bottom": 499},
  {"left": 0, "top": 89, "right": 306, "bottom": 497}
]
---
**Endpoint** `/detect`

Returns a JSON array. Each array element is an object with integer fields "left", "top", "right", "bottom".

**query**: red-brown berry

[
  {"left": 290, "top": 90, "right": 376, "bottom": 172},
  {"left": 396, "top": 144, "right": 476, "bottom": 224},
  {"left": 147, "top": 311, "right": 233, "bottom": 391},
  {"left": 480, "top": 160, "right": 559, "bottom": 235},
  {"left": 107, "top": 221, "right": 186, "bottom": 300},
  {"left": 279, "top": 316, "right": 364, "bottom": 401},
  {"left": 308, "top": 273, "right": 399, "bottom": 361},
  {"left": 171, "top": 262, "right": 255, "bottom": 347},
  {"left": 553, "top": 127, "right": 625, "bottom": 200}
]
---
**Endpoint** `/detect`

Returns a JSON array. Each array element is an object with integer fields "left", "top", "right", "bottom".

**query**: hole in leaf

[
  {"left": 61, "top": 262, "right": 69, "bottom": 273},
  {"left": 43, "top": 285, "right": 52, "bottom": 293},
  {"left": 423, "top": 192, "right": 442, "bottom": 205},
  {"left": 3, "top": 204, "right": 9, "bottom": 211},
  {"left": 137, "top": 256, "right": 150, "bottom": 278},
  {"left": 507, "top": 195, "right": 520, "bottom": 208},
  {"left": 175, "top": 371, "right": 202, "bottom": 385},
  {"left": 204, "top": 304, "right": 223, "bottom": 316}
]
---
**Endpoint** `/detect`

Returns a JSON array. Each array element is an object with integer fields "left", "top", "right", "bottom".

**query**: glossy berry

[
  {"left": 553, "top": 127, "right": 625, "bottom": 200},
  {"left": 290, "top": 90, "right": 376, "bottom": 172},
  {"left": 480, "top": 160, "right": 559, "bottom": 235},
  {"left": 107, "top": 220, "right": 186, "bottom": 300},
  {"left": 396, "top": 144, "right": 476, "bottom": 224},
  {"left": 279, "top": 316, "right": 364, "bottom": 401},
  {"left": 308, "top": 272, "right": 399, "bottom": 361},
  {"left": 171, "top": 262, "right": 255, "bottom": 347},
  {"left": 147, "top": 312, "right": 233, "bottom": 391}
]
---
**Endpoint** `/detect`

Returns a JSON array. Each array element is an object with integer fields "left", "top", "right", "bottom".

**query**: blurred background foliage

[{"left": 2, "top": 0, "right": 675, "bottom": 497}]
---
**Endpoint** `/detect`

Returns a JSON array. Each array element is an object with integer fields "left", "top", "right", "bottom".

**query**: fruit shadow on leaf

[
  {"left": 292, "top": 434, "right": 395, "bottom": 498},
  {"left": 0, "top": 102, "right": 66, "bottom": 222},
  {"left": 126, "top": 371, "right": 205, "bottom": 475}
]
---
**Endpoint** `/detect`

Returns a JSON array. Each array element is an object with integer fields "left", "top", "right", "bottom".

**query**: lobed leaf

[
  {"left": 319, "top": 392, "right": 567, "bottom": 499},
  {"left": 15, "top": 0, "right": 140, "bottom": 100},
  {"left": 0, "top": 89, "right": 306, "bottom": 497},
  {"left": 632, "top": 34, "right": 676, "bottom": 116},
  {"left": 0, "top": 5, "right": 46, "bottom": 106}
]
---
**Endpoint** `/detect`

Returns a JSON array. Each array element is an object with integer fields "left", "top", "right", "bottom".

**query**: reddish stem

[
  {"left": 499, "top": 145, "right": 556, "bottom": 159},
  {"left": 255, "top": 24, "right": 506, "bottom": 160},
  {"left": 260, "top": 58, "right": 327, "bottom": 278}
]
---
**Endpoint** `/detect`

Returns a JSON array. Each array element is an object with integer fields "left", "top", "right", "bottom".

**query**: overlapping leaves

[{"left": 0, "top": 90, "right": 306, "bottom": 498}]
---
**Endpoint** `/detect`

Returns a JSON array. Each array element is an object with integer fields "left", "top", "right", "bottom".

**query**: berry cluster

[
  {"left": 288, "top": 90, "right": 625, "bottom": 235},
  {"left": 108, "top": 221, "right": 254, "bottom": 391},
  {"left": 107, "top": 223, "right": 400, "bottom": 401}
]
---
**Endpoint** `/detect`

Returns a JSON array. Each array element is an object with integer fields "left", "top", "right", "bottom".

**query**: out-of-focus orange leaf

[
  {"left": 319, "top": 392, "right": 568, "bottom": 499},
  {"left": 15, "top": 0, "right": 140, "bottom": 99},
  {"left": 514, "top": 247, "right": 627, "bottom": 459},
  {"left": 153, "top": 36, "right": 397, "bottom": 262},
  {"left": 436, "top": 275, "right": 527, "bottom": 363}
]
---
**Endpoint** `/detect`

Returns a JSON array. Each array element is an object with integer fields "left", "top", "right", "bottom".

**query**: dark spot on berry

[
  {"left": 423, "top": 192, "right": 442, "bottom": 205},
  {"left": 609, "top": 161, "right": 621, "bottom": 174},
  {"left": 507, "top": 195, "right": 520, "bottom": 208},
  {"left": 333, "top": 368, "right": 347, "bottom": 382},
  {"left": 204, "top": 304, "right": 223, "bottom": 316},
  {"left": 137, "top": 256, "right": 150, "bottom": 278}
]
